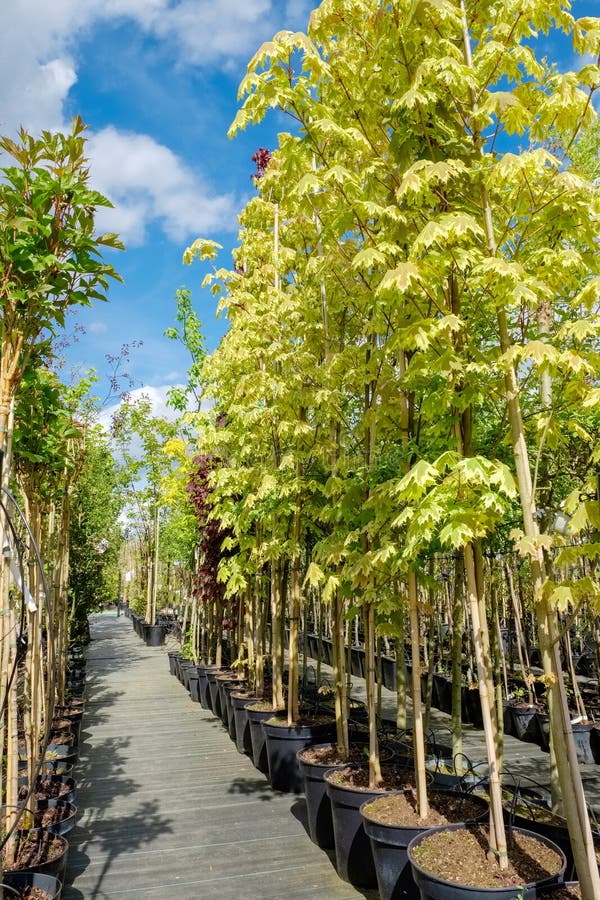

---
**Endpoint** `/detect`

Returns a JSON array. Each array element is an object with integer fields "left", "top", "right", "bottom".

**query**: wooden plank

[{"left": 63, "top": 616, "right": 377, "bottom": 899}]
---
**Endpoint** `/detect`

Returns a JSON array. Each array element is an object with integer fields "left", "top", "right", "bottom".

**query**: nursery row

[
  {"left": 140, "top": 617, "right": 594, "bottom": 900},
  {"left": 0, "top": 645, "right": 86, "bottom": 899}
]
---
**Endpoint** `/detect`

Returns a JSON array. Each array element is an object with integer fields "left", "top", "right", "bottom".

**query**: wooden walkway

[{"left": 64, "top": 615, "right": 377, "bottom": 899}]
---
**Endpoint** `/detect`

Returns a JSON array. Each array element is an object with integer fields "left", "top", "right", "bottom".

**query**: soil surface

[
  {"left": 410, "top": 825, "right": 563, "bottom": 888},
  {"left": 298, "top": 743, "right": 369, "bottom": 766},
  {"left": 4, "top": 831, "right": 64, "bottom": 871},
  {"left": 265, "top": 714, "right": 334, "bottom": 727},
  {"left": 363, "top": 790, "right": 486, "bottom": 827},
  {"left": 538, "top": 888, "right": 581, "bottom": 899},
  {"left": 247, "top": 701, "right": 283, "bottom": 713},
  {"left": 511, "top": 802, "right": 565, "bottom": 826},
  {"left": 326, "top": 764, "right": 417, "bottom": 792},
  {"left": 4, "top": 888, "right": 52, "bottom": 899},
  {"left": 35, "top": 804, "right": 72, "bottom": 829},
  {"left": 32, "top": 780, "right": 71, "bottom": 801}
]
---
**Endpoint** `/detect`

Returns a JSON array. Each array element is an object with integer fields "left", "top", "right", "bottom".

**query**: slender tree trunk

[
  {"left": 396, "top": 598, "right": 407, "bottom": 731},
  {"left": 409, "top": 570, "right": 429, "bottom": 818},
  {"left": 365, "top": 601, "right": 382, "bottom": 787},
  {"left": 332, "top": 588, "right": 349, "bottom": 756},
  {"left": 451, "top": 554, "right": 465, "bottom": 766},
  {"left": 287, "top": 506, "right": 301, "bottom": 725},
  {"left": 271, "top": 558, "right": 284, "bottom": 709}
]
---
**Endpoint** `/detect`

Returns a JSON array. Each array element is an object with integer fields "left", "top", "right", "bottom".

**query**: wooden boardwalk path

[{"left": 64, "top": 615, "right": 376, "bottom": 899}]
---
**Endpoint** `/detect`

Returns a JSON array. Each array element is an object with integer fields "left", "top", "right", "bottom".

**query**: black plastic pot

[
  {"left": 232, "top": 692, "right": 257, "bottom": 754},
  {"left": 35, "top": 799, "right": 77, "bottom": 836},
  {"left": 407, "top": 823, "right": 565, "bottom": 899},
  {"left": 19, "top": 760, "right": 74, "bottom": 779},
  {"left": 425, "top": 758, "right": 488, "bottom": 793},
  {"left": 324, "top": 765, "right": 383, "bottom": 888},
  {"left": 34, "top": 775, "right": 76, "bottom": 807},
  {"left": 38, "top": 746, "right": 78, "bottom": 773},
  {"left": 49, "top": 723, "right": 79, "bottom": 749},
  {"left": 464, "top": 688, "right": 483, "bottom": 728},
  {"left": 361, "top": 791, "right": 488, "bottom": 900},
  {"left": 534, "top": 711, "right": 550, "bottom": 752},
  {"left": 187, "top": 670, "right": 201, "bottom": 703},
  {"left": 216, "top": 675, "right": 239, "bottom": 727},
  {"left": 433, "top": 674, "right": 452, "bottom": 715},
  {"left": 307, "top": 633, "right": 319, "bottom": 660},
  {"left": 297, "top": 743, "right": 350, "bottom": 850},
  {"left": 168, "top": 651, "right": 180, "bottom": 676},
  {"left": 571, "top": 721, "right": 596, "bottom": 765},
  {"left": 142, "top": 623, "right": 166, "bottom": 646},
  {"left": 177, "top": 658, "right": 193, "bottom": 687},
  {"left": 321, "top": 637, "right": 333, "bottom": 666},
  {"left": 262, "top": 718, "right": 336, "bottom": 793},
  {"left": 382, "top": 655, "right": 397, "bottom": 692},
  {"left": 509, "top": 703, "right": 539, "bottom": 742},
  {"left": 7, "top": 829, "right": 69, "bottom": 882},
  {"left": 196, "top": 664, "right": 220, "bottom": 709},
  {"left": 247, "top": 705, "right": 280, "bottom": 774},
  {"left": 2, "top": 870, "right": 62, "bottom": 899},
  {"left": 222, "top": 680, "right": 246, "bottom": 740},
  {"left": 350, "top": 646, "right": 365, "bottom": 678},
  {"left": 207, "top": 669, "right": 233, "bottom": 717}
]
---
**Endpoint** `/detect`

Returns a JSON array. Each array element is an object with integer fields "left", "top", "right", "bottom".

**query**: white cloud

[
  {"left": 88, "top": 321, "right": 109, "bottom": 335},
  {"left": 0, "top": 1, "right": 313, "bottom": 244},
  {"left": 0, "top": 1, "right": 313, "bottom": 136},
  {"left": 88, "top": 127, "right": 237, "bottom": 244},
  {"left": 151, "top": 0, "right": 276, "bottom": 66},
  {"left": 99, "top": 384, "right": 180, "bottom": 430}
]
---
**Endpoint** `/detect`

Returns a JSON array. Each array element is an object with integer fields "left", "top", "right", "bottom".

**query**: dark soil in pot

[
  {"left": 324, "top": 763, "right": 421, "bottom": 889},
  {"left": 507, "top": 801, "right": 600, "bottom": 881},
  {"left": 34, "top": 800, "right": 77, "bottom": 836},
  {"left": 3, "top": 829, "right": 69, "bottom": 882},
  {"left": 408, "top": 823, "right": 564, "bottom": 897},
  {"left": 537, "top": 885, "right": 581, "bottom": 899},
  {"left": 361, "top": 790, "right": 488, "bottom": 900},
  {"left": 1, "top": 870, "right": 62, "bottom": 900},
  {"left": 25, "top": 777, "right": 75, "bottom": 807},
  {"left": 297, "top": 740, "right": 386, "bottom": 850},
  {"left": 363, "top": 789, "right": 487, "bottom": 828}
]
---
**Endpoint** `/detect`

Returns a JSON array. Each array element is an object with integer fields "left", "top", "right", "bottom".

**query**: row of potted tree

[{"left": 157, "top": 1, "right": 600, "bottom": 897}]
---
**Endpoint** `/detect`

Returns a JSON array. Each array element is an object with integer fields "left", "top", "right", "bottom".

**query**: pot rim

[{"left": 406, "top": 822, "right": 566, "bottom": 892}]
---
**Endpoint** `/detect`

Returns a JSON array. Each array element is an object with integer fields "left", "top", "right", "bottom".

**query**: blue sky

[
  {"left": 1, "top": 0, "right": 314, "bottom": 414},
  {"left": 1, "top": 0, "right": 597, "bottom": 417}
]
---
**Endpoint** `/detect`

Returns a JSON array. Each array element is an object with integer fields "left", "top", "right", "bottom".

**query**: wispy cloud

[{"left": 88, "top": 320, "right": 109, "bottom": 335}]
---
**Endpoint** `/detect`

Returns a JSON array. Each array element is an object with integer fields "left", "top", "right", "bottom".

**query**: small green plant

[{"left": 180, "top": 629, "right": 194, "bottom": 660}]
